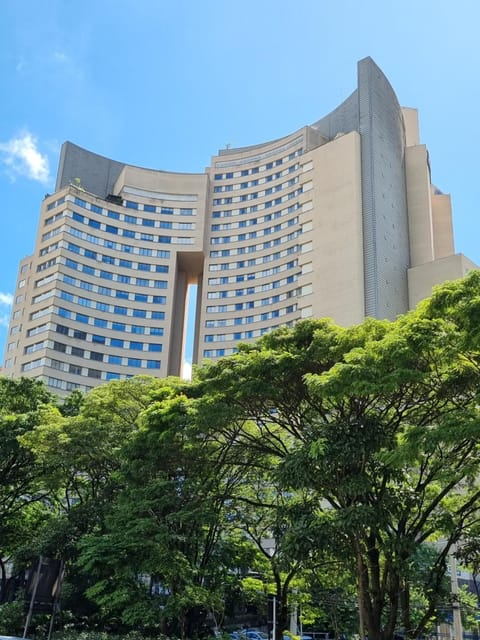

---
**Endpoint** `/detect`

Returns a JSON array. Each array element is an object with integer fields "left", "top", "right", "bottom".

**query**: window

[
  {"left": 129, "top": 341, "right": 143, "bottom": 350},
  {"left": 56, "top": 324, "right": 69, "bottom": 335},
  {"left": 135, "top": 293, "right": 148, "bottom": 302},
  {"left": 71, "top": 347, "right": 84, "bottom": 357},
  {"left": 108, "top": 355, "right": 122, "bottom": 365},
  {"left": 150, "top": 327, "right": 163, "bottom": 336},
  {"left": 111, "top": 338, "right": 124, "bottom": 348},
  {"left": 146, "top": 360, "right": 161, "bottom": 369},
  {"left": 142, "top": 218, "right": 154, "bottom": 227},
  {"left": 53, "top": 341, "right": 67, "bottom": 353},
  {"left": 76, "top": 313, "right": 89, "bottom": 323},
  {"left": 73, "top": 329, "right": 87, "bottom": 340},
  {"left": 144, "top": 204, "right": 156, "bottom": 213},
  {"left": 125, "top": 201, "right": 138, "bottom": 209},
  {"left": 94, "top": 318, "right": 108, "bottom": 328},
  {"left": 151, "top": 311, "right": 165, "bottom": 320},
  {"left": 88, "top": 368, "right": 102, "bottom": 378},
  {"left": 90, "top": 351, "right": 104, "bottom": 362},
  {"left": 114, "top": 306, "right": 127, "bottom": 315},
  {"left": 133, "top": 309, "right": 147, "bottom": 318},
  {"left": 112, "top": 322, "right": 126, "bottom": 332},
  {"left": 127, "top": 358, "right": 142, "bottom": 367},
  {"left": 69, "top": 364, "right": 82, "bottom": 375},
  {"left": 131, "top": 325, "right": 145, "bottom": 334},
  {"left": 148, "top": 344, "right": 162, "bottom": 352},
  {"left": 88, "top": 219, "right": 101, "bottom": 229}
]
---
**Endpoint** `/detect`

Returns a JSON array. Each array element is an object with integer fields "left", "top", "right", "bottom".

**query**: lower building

[{"left": 2, "top": 57, "right": 476, "bottom": 395}]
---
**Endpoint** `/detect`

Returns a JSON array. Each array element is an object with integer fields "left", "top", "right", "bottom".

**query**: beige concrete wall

[
  {"left": 401, "top": 107, "right": 420, "bottom": 147},
  {"left": 405, "top": 145, "right": 435, "bottom": 267},
  {"left": 431, "top": 192, "right": 454, "bottom": 258},
  {"left": 407, "top": 253, "right": 477, "bottom": 309},
  {"left": 300, "top": 131, "right": 365, "bottom": 326}
]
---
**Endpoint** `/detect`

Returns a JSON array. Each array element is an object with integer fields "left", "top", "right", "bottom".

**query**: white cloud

[
  {"left": 0, "top": 132, "right": 50, "bottom": 184},
  {"left": 0, "top": 293, "right": 13, "bottom": 307},
  {"left": 181, "top": 361, "right": 192, "bottom": 381}
]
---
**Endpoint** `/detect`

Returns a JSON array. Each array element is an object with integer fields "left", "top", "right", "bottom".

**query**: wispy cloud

[
  {"left": 0, "top": 294, "right": 12, "bottom": 328},
  {"left": 0, "top": 132, "right": 50, "bottom": 184},
  {"left": 0, "top": 293, "right": 13, "bottom": 307}
]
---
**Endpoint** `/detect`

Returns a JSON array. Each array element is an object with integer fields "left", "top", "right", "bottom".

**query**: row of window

[
  {"left": 213, "top": 182, "right": 300, "bottom": 206},
  {"left": 206, "top": 290, "right": 296, "bottom": 313},
  {"left": 69, "top": 211, "right": 194, "bottom": 244},
  {"left": 51, "top": 194, "right": 195, "bottom": 217},
  {"left": 208, "top": 260, "right": 297, "bottom": 285},
  {"left": 206, "top": 274, "right": 298, "bottom": 299},
  {"left": 208, "top": 245, "right": 299, "bottom": 271},
  {"left": 57, "top": 289, "right": 166, "bottom": 320},
  {"left": 65, "top": 240, "right": 169, "bottom": 273},
  {"left": 213, "top": 147, "right": 303, "bottom": 177},
  {"left": 205, "top": 303, "right": 297, "bottom": 328},
  {"left": 211, "top": 217, "right": 298, "bottom": 244},
  {"left": 63, "top": 256, "right": 169, "bottom": 289},
  {"left": 210, "top": 231, "right": 299, "bottom": 258},
  {"left": 212, "top": 201, "right": 301, "bottom": 220},
  {"left": 55, "top": 306, "right": 164, "bottom": 336},
  {"left": 211, "top": 204, "right": 298, "bottom": 230},
  {"left": 204, "top": 305, "right": 296, "bottom": 338},
  {"left": 42, "top": 222, "right": 174, "bottom": 257},
  {"left": 213, "top": 163, "right": 299, "bottom": 191}
]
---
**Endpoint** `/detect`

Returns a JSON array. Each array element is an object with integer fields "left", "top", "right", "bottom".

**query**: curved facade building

[{"left": 3, "top": 57, "right": 476, "bottom": 395}]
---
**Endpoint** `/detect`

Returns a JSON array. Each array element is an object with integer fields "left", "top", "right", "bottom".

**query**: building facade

[{"left": 3, "top": 57, "right": 476, "bottom": 395}]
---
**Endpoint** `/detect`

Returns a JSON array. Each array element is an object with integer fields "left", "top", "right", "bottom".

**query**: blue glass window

[
  {"left": 100, "top": 270, "right": 113, "bottom": 280},
  {"left": 112, "top": 322, "right": 126, "bottom": 332},
  {"left": 76, "top": 313, "right": 89, "bottom": 323},
  {"left": 119, "top": 259, "right": 132, "bottom": 268},
  {"left": 142, "top": 218, "right": 154, "bottom": 227},
  {"left": 111, "top": 338, "right": 124, "bottom": 347},
  {"left": 72, "top": 212, "right": 84, "bottom": 223},
  {"left": 150, "top": 327, "right": 164, "bottom": 336},
  {"left": 135, "top": 293, "right": 148, "bottom": 302},
  {"left": 124, "top": 215, "right": 137, "bottom": 224},
  {"left": 123, "top": 229, "right": 135, "bottom": 238},
  {"left": 131, "top": 325, "right": 145, "bottom": 334},
  {"left": 129, "top": 341, "right": 143, "bottom": 350},
  {"left": 125, "top": 201, "right": 138, "bottom": 209},
  {"left": 106, "top": 225, "right": 118, "bottom": 234},
  {"left": 108, "top": 210, "right": 120, "bottom": 219},
  {"left": 92, "top": 334, "right": 106, "bottom": 344},
  {"left": 151, "top": 311, "right": 165, "bottom": 320},
  {"left": 148, "top": 344, "right": 162, "bottom": 352},
  {"left": 147, "top": 360, "right": 161, "bottom": 369},
  {"left": 127, "top": 358, "right": 142, "bottom": 367},
  {"left": 114, "top": 306, "right": 127, "bottom": 315},
  {"left": 88, "top": 219, "right": 101, "bottom": 229},
  {"left": 144, "top": 204, "right": 155, "bottom": 213},
  {"left": 155, "top": 265, "right": 168, "bottom": 273},
  {"left": 108, "top": 355, "right": 122, "bottom": 364}
]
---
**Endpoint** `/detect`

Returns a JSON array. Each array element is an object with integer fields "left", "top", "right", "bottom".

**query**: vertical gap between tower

[{"left": 181, "top": 283, "right": 197, "bottom": 380}]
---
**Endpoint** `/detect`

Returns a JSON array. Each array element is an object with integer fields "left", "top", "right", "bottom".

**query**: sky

[{"left": 1, "top": 0, "right": 480, "bottom": 368}]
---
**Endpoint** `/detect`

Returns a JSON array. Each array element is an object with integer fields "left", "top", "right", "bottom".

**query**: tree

[
  {"left": 0, "top": 377, "right": 56, "bottom": 599},
  {"left": 195, "top": 272, "right": 480, "bottom": 640},
  {"left": 78, "top": 381, "right": 247, "bottom": 637}
]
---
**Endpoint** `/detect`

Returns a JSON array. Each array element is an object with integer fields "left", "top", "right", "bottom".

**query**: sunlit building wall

[{"left": 3, "top": 57, "right": 475, "bottom": 395}]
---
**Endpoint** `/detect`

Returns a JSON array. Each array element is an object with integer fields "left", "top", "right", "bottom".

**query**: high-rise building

[{"left": 3, "top": 57, "right": 476, "bottom": 395}]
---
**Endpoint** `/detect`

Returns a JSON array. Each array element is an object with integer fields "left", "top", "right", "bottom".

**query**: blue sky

[{"left": 1, "top": 0, "right": 480, "bottom": 364}]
